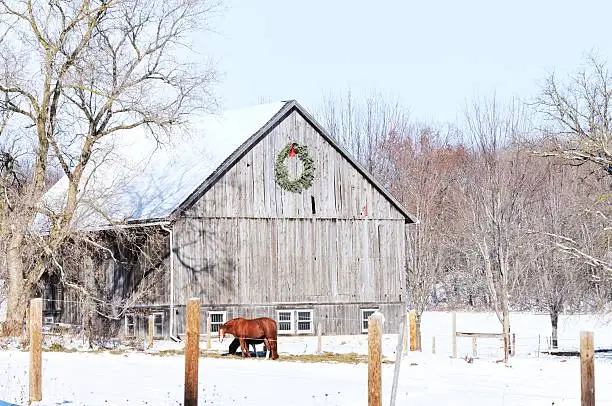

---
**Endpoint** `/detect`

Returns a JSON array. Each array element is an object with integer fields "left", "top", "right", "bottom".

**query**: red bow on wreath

[{"left": 288, "top": 145, "right": 297, "bottom": 157}]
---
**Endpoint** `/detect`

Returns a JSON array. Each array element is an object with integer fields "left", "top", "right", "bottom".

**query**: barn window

[
  {"left": 361, "top": 309, "right": 377, "bottom": 333},
  {"left": 296, "top": 310, "right": 313, "bottom": 333},
  {"left": 43, "top": 315, "right": 55, "bottom": 325},
  {"left": 208, "top": 311, "right": 227, "bottom": 333},
  {"left": 125, "top": 314, "right": 136, "bottom": 337},
  {"left": 277, "top": 310, "right": 293, "bottom": 333},
  {"left": 276, "top": 309, "right": 313, "bottom": 334},
  {"left": 153, "top": 313, "right": 164, "bottom": 338}
]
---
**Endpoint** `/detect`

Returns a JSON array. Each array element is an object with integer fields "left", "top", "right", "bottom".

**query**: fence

[{"left": 20, "top": 302, "right": 599, "bottom": 406}]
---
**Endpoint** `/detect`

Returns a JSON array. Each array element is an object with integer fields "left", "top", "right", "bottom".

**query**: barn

[{"left": 41, "top": 100, "right": 417, "bottom": 339}]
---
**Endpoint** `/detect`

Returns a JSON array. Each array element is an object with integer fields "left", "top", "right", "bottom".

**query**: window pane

[
  {"left": 279, "top": 321, "right": 291, "bottom": 331},
  {"left": 363, "top": 320, "right": 369, "bottom": 330},
  {"left": 297, "top": 311, "right": 311, "bottom": 321},
  {"left": 211, "top": 313, "right": 224, "bottom": 323},
  {"left": 297, "top": 321, "right": 311, "bottom": 331},
  {"left": 362, "top": 310, "right": 375, "bottom": 321},
  {"left": 211, "top": 324, "right": 220, "bottom": 333},
  {"left": 278, "top": 312, "right": 292, "bottom": 321}
]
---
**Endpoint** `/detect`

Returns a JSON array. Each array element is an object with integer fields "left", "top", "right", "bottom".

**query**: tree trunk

[
  {"left": 4, "top": 233, "right": 28, "bottom": 336},
  {"left": 550, "top": 307, "right": 559, "bottom": 349},
  {"left": 500, "top": 278, "right": 511, "bottom": 362}
]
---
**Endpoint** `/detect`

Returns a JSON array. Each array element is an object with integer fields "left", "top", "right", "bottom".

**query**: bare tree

[
  {"left": 383, "top": 125, "right": 467, "bottom": 349},
  {"left": 536, "top": 56, "right": 612, "bottom": 272},
  {"left": 0, "top": 0, "right": 219, "bottom": 335},
  {"left": 318, "top": 91, "right": 412, "bottom": 185},
  {"left": 460, "top": 97, "right": 537, "bottom": 362}
]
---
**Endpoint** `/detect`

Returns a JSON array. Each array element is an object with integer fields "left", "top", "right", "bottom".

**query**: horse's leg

[
  {"left": 239, "top": 337, "right": 248, "bottom": 358},
  {"left": 271, "top": 335, "right": 278, "bottom": 360},
  {"left": 238, "top": 337, "right": 250, "bottom": 358}
]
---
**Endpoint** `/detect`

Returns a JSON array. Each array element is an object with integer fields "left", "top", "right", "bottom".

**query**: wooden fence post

[
  {"left": 511, "top": 333, "right": 516, "bottom": 357},
  {"left": 403, "top": 311, "right": 409, "bottom": 353},
  {"left": 206, "top": 315, "right": 211, "bottom": 351},
  {"left": 431, "top": 336, "right": 436, "bottom": 355},
  {"left": 409, "top": 310, "right": 417, "bottom": 351},
  {"left": 537, "top": 334, "right": 541, "bottom": 358},
  {"left": 580, "top": 331, "right": 594, "bottom": 406},
  {"left": 390, "top": 320, "right": 405, "bottom": 406},
  {"left": 184, "top": 298, "right": 200, "bottom": 406},
  {"left": 472, "top": 336, "right": 477, "bottom": 358},
  {"left": 148, "top": 315, "right": 154, "bottom": 349},
  {"left": 452, "top": 312, "right": 457, "bottom": 358},
  {"left": 368, "top": 312, "right": 383, "bottom": 406},
  {"left": 29, "top": 298, "right": 42, "bottom": 403},
  {"left": 317, "top": 323, "right": 322, "bottom": 354}
]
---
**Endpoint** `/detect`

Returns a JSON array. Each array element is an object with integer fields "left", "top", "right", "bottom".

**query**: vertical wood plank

[
  {"left": 206, "top": 315, "right": 211, "bottom": 351},
  {"left": 184, "top": 298, "right": 200, "bottom": 406},
  {"left": 29, "top": 298, "right": 42, "bottom": 403},
  {"left": 368, "top": 312, "right": 383, "bottom": 406},
  {"left": 580, "top": 331, "right": 595, "bottom": 406},
  {"left": 317, "top": 322, "right": 322, "bottom": 354},
  {"left": 390, "top": 320, "right": 405, "bottom": 406},
  {"left": 409, "top": 310, "right": 417, "bottom": 351},
  {"left": 148, "top": 315, "right": 154, "bottom": 349}
]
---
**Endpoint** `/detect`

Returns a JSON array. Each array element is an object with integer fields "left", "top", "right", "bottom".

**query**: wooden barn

[{"left": 41, "top": 100, "right": 417, "bottom": 339}]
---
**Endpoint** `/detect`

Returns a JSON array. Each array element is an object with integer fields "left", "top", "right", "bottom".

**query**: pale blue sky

[{"left": 197, "top": 0, "right": 612, "bottom": 124}]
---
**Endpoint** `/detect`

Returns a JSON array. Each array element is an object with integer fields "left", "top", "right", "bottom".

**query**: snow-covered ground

[{"left": 1, "top": 311, "right": 611, "bottom": 405}]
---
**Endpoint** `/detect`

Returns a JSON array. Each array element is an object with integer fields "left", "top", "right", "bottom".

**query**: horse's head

[
  {"left": 218, "top": 317, "right": 241, "bottom": 342},
  {"left": 219, "top": 323, "right": 227, "bottom": 342}
]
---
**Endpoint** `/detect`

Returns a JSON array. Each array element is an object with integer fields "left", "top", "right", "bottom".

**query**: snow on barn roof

[{"left": 40, "top": 101, "right": 289, "bottom": 230}]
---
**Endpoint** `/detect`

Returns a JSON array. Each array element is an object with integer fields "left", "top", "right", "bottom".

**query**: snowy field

[{"left": 1, "top": 311, "right": 611, "bottom": 405}]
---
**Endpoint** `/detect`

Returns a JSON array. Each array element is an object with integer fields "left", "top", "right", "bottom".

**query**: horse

[{"left": 219, "top": 317, "right": 278, "bottom": 360}]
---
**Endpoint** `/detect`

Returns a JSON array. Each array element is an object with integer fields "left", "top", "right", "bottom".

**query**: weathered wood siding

[
  {"left": 171, "top": 109, "right": 407, "bottom": 335},
  {"left": 173, "top": 218, "right": 405, "bottom": 306},
  {"left": 185, "top": 110, "right": 405, "bottom": 220}
]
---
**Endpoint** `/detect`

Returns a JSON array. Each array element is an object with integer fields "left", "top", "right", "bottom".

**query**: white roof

[{"left": 40, "top": 102, "right": 287, "bottom": 230}]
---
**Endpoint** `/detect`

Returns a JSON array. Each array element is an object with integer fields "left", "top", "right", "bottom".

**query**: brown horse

[{"left": 219, "top": 317, "right": 278, "bottom": 360}]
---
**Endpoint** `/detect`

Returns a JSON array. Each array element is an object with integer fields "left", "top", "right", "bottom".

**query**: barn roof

[{"left": 40, "top": 100, "right": 416, "bottom": 231}]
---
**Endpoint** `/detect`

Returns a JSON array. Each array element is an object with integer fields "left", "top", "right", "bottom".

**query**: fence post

[
  {"left": 184, "top": 298, "right": 200, "bottom": 406},
  {"left": 403, "top": 311, "right": 409, "bottom": 353},
  {"left": 29, "top": 298, "right": 42, "bottom": 404},
  {"left": 390, "top": 320, "right": 405, "bottom": 406},
  {"left": 537, "top": 334, "right": 540, "bottom": 357},
  {"left": 472, "top": 336, "right": 477, "bottom": 358},
  {"left": 409, "top": 310, "right": 417, "bottom": 351},
  {"left": 452, "top": 312, "right": 457, "bottom": 358},
  {"left": 206, "top": 315, "right": 211, "bottom": 351},
  {"left": 511, "top": 333, "right": 516, "bottom": 357},
  {"left": 368, "top": 312, "right": 383, "bottom": 406},
  {"left": 317, "top": 323, "right": 322, "bottom": 354},
  {"left": 148, "top": 315, "right": 154, "bottom": 349},
  {"left": 580, "top": 331, "right": 594, "bottom": 406},
  {"left": 432, "top": 336, "right": 436, "bottom": 355}
]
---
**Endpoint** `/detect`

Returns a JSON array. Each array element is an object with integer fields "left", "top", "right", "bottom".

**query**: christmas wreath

[{"left": 274, "top": 142, "right": 315, "bottom": 193}]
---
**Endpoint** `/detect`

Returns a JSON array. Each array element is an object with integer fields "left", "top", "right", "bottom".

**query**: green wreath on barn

[{"left": 274, "top": 142, "right": 315, "bottom": 193}]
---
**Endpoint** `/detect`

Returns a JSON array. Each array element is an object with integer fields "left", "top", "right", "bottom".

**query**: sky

[{"left": 193, "top": 0, "right": 612, "bottom": 125}]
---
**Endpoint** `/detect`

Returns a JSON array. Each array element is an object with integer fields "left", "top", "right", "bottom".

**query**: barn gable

[{"left": 178, "top": 101, "right": 416, "bottom": 223}]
